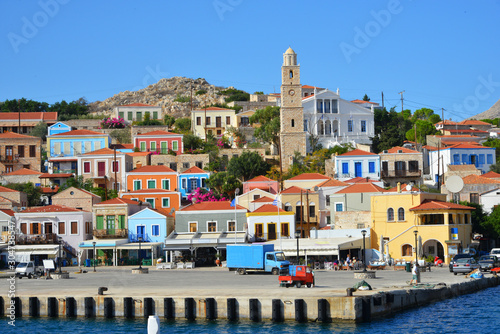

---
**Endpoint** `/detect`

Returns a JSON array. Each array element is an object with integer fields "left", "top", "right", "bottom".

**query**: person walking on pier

[{"left": 409, "top": 263, "right": 419, "bottom": 285}]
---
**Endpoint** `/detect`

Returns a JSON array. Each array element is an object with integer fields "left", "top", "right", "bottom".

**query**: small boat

[{"left": 368, "top": 261, "right": 387, "bottom": 270}]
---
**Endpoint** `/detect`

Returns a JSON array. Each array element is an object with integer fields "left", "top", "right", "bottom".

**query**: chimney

[{"left": 397, "top": 182, "right": 401, "bottom": 193}]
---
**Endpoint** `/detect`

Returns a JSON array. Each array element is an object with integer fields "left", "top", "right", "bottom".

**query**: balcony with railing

[
  {"left": 0, "top": 154, "right": 19, "bottom": 163},
  {"left": 15, "top": 233, "right": 59, "bottom": 245},
  {"left": 128, "top": 231, "right": 152, "bottom": 242},
  {"left": 93, "top": 228, "right": 128, "bottom": 238}
]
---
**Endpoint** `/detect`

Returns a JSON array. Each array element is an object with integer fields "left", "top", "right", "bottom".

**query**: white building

[{"left": 334, "top": 149, "right": 381, "bottom": 181}]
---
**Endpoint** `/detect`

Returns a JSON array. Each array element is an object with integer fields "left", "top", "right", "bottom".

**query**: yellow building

[
  {"left": 371, "top": 189, "right": 474, "bottom": 264},
  {"left": 191, "top": 107, "right": 237, "bottom": 141},
  {"left": 281, "top": 186, "right": 319, "bottom": 237}
]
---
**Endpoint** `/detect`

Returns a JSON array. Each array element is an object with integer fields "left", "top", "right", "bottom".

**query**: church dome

[{"left": 285, "top": 47, "right": 296, "bottom": 54}]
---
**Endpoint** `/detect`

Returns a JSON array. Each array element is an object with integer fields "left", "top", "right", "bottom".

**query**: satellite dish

[
  {"left": 313, "top": 186, "right": 319, "bottom": 191},
  {"left": 445, "top": 175, "right": 464, "bottom": 193},
  {"left": 405, "top": 184, "right": 412, "bottom": 192}
]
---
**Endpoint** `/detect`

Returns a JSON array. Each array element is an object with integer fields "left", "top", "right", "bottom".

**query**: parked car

[
  {"left": 452, "top": 257, "right": 480, "bottom": 275},
  {"left": 449, "top": 254, "right": 473, "bottom": 272},
  {"left": 490, "top": 248, "right": 500, "bottom": 257},
  {"left": 478, "top": 255, "right": 500, "bottom": 272}
]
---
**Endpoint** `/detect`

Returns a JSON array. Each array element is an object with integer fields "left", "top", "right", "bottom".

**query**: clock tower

[{"left": 280, "top": 47, "right": 306, "bottom": 171}]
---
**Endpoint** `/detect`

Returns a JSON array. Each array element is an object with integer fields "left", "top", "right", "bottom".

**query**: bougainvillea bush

[
  {"left": 100, "top": 117, "right": 127, "bottom": 129},
  {"left": 187, "top": 188, "right": 228, "bottom": 203}
]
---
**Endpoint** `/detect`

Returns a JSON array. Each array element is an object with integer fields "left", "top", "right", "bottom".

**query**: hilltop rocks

[{"left": 88, "top": 77, "right": 228, "bottom": 118}]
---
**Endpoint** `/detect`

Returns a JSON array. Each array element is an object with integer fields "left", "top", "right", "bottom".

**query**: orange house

[
  {"left": 125, "top": 165, "right": 179, "bottom": 193},
  {"left": 121, "top": 189, "right": 180, "bottom": 216}
]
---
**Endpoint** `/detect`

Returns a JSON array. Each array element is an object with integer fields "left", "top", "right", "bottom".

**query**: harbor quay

[{"left": 1, "top": 266, "right": 499, "bottom": 322}]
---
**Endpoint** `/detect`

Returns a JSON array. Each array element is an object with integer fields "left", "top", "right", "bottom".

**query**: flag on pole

[
  {"left": 230, "top": 198, "right": 236, "bottom": 207},
  {"left": 272, "top": 195, "right": 279, "bottom": 206}
]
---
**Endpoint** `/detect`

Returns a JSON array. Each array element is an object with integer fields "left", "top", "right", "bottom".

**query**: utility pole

[
  {"left": 441, "top": 108, "right": 445, "bottom": 131},
  {"left": 437, "top": 142, "right": 441, "bottom": 191},
  {"left": 381, "top": 91, "right": 384, "bottom": 109},
  {"left": 414, "top": 124, "right": 418, "bottom": 151},
  {"left": 114, "top": 147, "right": 118, "bottom": 194},
  {"left": 398, "top": 90, "right": 405, "bottom": 112}
]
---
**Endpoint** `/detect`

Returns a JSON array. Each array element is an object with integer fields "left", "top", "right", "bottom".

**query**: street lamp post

[
  {"left": 234, "top": 188, "right": 240, "bottom": 244},
  {"left": 92, "top": 241, "right": 96, "bottom": 272},
  {"left": 58, "top": 240, "right": 62, "bottom": 275},
  {"left": 295, "top": 230, "right": 301, "bottom": 264},
  {"left": 413, "top": 230, "right": 418, "bottom": 267},
  {"left": 138, "top": 237, "right": 143, "bottom": 270},
  {"left": 361, "top": 230, "right": 367, "bottom": 272}
]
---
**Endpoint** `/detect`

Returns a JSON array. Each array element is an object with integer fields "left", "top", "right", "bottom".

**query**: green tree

[
  {"left": 362, "top": 94, "right": 370, "bottom": 101},
  {"left": 218, "top": 88, "right": 250, "bottom": 102},
  {"left": 173, "top": 118, "right": 191, "bottom": 134},
  {"left": 405, "top": 119, "right": 439, "bottom": 144},
  {"left": 227, "top": 151, "right": 270, "bottom": 182},
  {"left": 164, "top": 115, "right": 175, "bottom": 128},
  {"left": 58, "top": 175, "right": 94, "bottom": 192},
  {"left": 254, "top": 91, "right": 264, "bottom": 95},
  {"left": 483, "top": 138, "right": 500, "bottom": 165},
  {"left": 4, "top": 182, "right": 42, "bottom": 206},
  {"left": 206, "top": 171, "right": 241, "bottom": 197},
  {"left": 109, "top": 129, "right": 131, "bottom": 144},
  {"left": 183, "top": 134, "right": 203, "bottom": 151},
  {"left": 250, "top": 106, "right": 280, "bottom": 153},
  {"left": 483, "top": 205, "right": 500, "bottom": 238},
  {"left": 29, "top": 122, "right": 48, "bottom": 141},
  {"left": 371, "top": 107, "right": 413, "bottom": 153},
  {"left": 136, "top": 112, "right": 162, "bottom": 126}
]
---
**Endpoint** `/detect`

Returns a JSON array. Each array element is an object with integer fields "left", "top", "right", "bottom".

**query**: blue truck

[{"left": 226, "top": 244, "right": 289, "bottom": 275}]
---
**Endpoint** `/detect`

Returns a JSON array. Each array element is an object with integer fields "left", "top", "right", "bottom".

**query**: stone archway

[{"left": 422, "top": 239, "right": 445, "bottom": 259}]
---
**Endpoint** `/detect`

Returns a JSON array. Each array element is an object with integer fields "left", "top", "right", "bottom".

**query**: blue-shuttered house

[
  {"left": 128, "top": 207, "right": 172, "bottom": 243},
  {"left": 48, "top": 122, "right": 72, "bottom": 136},
  {"left": 178, "top": 166, "right": 210, "bottom": 200}
]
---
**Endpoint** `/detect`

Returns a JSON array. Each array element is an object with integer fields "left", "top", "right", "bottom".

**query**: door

[
  {"left": 355, "top": 162, "right": 362, "bottom": 177},
  {"left": 106, "top": 216, "right": 115, "bottom": 235},
  {"left": 268, "top": 223, "right": 277, "bottom": 241},
  {"left": 137, "top": 226, "right": 145, "bottom": 240},
  {"left": 6, "top": 146, "right": 13, "bottom": 160},
  {"left": 216, "top": 116, "right": 222, "bottom": 127},
  {"left": 98, "top": 162, "right": 106, "bottom": 177}
]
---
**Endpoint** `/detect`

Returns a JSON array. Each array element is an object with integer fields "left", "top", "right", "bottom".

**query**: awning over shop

[
  {"left": 268, "top": 236, "right": 366, "bottom": 257},
  {"left": 164, "top": 231, "right": 247, "bottom": 251},
  {"left": 10, "top": 245, "right": 60, "bottom": 262},
  {"left": 79, "top": 239, "right": 129, "bottom": 250},
  {"left": 116, "top": 242, "right": 163, "bottom": 250}
]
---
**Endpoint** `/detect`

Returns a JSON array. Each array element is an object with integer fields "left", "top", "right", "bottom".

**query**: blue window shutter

[
  {"left": 369, "top": 162, "right": 375, "bottom": 173},
  {"left": 462, "top": 154, "right": 467, "bottom": 163},
  {"left": 342, "top": 162, "right": 349, "bottom": 174},
  {"left": 487, "top": 154, "right": 493, "bottom": 164}
]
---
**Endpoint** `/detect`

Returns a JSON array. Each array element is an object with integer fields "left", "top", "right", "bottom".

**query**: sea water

[{"left": 4, "top": 285, "right": 500, "bottom": 333}]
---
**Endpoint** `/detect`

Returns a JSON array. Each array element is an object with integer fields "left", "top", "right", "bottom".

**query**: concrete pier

[{"left": 2, "top": 266, "right": 499, "bottom": 322}]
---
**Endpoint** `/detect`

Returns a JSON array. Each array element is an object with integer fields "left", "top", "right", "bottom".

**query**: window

[
  {"left": 189, "top": 222, "right": 197, "bottom": 232},
  {"left": 207, "top": 221, "right": 217, "bottom": 232},
  {"left": 398, "top": 207, "right": 405, "bottom": 221},
  {"left": 206, "top": 117, "right": 211, "bottom": 125},
  {"left": 369, "top": 161, "right": 375, "bottom": 173},
  {"left": 317, "top": 100, "right": 323, "bottom": 113},
  {"left": 127, "top": 111, "right": 133, "bottom": 121},
  {"left": 342, "top": 162, "right": 349, "bottom": 175},
  {"left": 169, "top": 163, "right": 177, "bottom": 171},
  {"left": 70, "top": 221, "right": 78, "bottom": 235},
  {"left": 172, "top": 141, "right": 178, "bottom": 151},
  {"left": 281, "top": 223, "right": 289, "bottom": 237},
  {"left": 58, "top": 221, "right": 65, "bottom": 234},
  {"left": 196, "top": 117, "right": 201, "bottom": 125},
  {"left": 136, "top": 112, "right": 142, "bottom": 122},
  {"left": 402, "top": 244, "right": 413, "bottom": 257},
  {"left": 20, "top": 223, "right": 27, "bottom": 234},
  {"left": 255, "top": 223, "right": 263, "bottom": 238},
  {"left": 335, "top": 203, "right": 343, "bottom": 212},
  {"left": 309, "top": 204, "right": 315, "bottom": 218},
  {"left": 152, "top": 225, "right": 160, "bottom": 237},
  {"left": 289, "top": 70, "right": 293, "bottom": 79},
  {"left": 83, "top": 161, "right": 91, "bottom": 173},
  {"left": 150, "top": 142, "right": 156, "bottom": 152},
  {"left": 140, "top": 142, "right": 146, "bottom": 152},
  {"left": 487, "top": 154, "right": 493, "bottom": 164},
  {"left": 348, "top": 120, "right": 353, "bottom": 132},
  {"left": 326, "top": 195, "right": 330, "bottom": 206},
  {"left": 153, "top": 111, "right": 158, "bottom": 120},
  {"left": 304, "top": 120, "right": 308, "bottom": 131},
  {"left": 162, "top": 179, "right": 170, "bottom": 190},
  {"left": 285, "top": 203, "right": 292, "bottom": 212},
  {"left": 386, "top": 208, "right": 395, "bottom": 221},
  {"left": 147, "top": 180, "right": 156, "bottom": 189},
  {"left": 95, "top": 216, "right": 104, "bottom": 230},
  {"left": 409, "top": 161, "right": 419, "bottom": 172},
  {"left": 226, "top": 116, "right": 231, "bottom": 125},
  {"left": 291, "top": 119, "right": 295, "bottom": 127},
  {"left": 361, "top": 120, "right": 366, "bottom": 132},
  {"left": 470, "top": 193, "right": 479, "bottom": 204},
  {"left": 479, "top": 154, "right": 485, "bottom": 165},
  {"left": 202, "top": 178, "right": 207, "bottom": 188},
  {"left": 29, "top": 145, "right": 36, "bottom": 157},
  {"left": 183, "top": 162, "right": 190, "bottom": 169},
  {"left": 190, "top": 178, "right": 197, "bottom": 190},
  {"left": 85, "top": 222, "right": 92, "bottom": 234},
  {"left": 112, "top": 160, "right": 119, "bottom": 173},
  {"left": 182, "top": 179, "right": 187, "bottom": 189},
  {"left": 18, "top": 146, "right": 24, "bottom": 157},
  {"left": 462, "top": 154, "right": 468, "bottom": 163},
  {"left": 118, "top": 215, "right": 125, "bottom": 229},
  {"left": 227, "top": 221, "right": 235, "bottom": 232},
  {"left": 133, "top": 180, "right": 141, "bottom": 191},
  {"left": 119, "top": 112, "right": 124, "bottom": 119},
  {"left": 162, "top": 198, "right": 170, "bottom": 208},
  {"left": 161, "top": 142, "right": 168, "bottom": 154},
  {"left": 146, "top": 198, "right": 155, "bottom": 208},
  {"left": 196, "top": 161, "right": 203, "bottom": 169}
]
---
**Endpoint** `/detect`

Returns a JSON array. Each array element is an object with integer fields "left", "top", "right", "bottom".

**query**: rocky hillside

[
  {"left": 88, "top": 77, "right": 230, "bottom": 118},
  {"left": 468, "top": 98, "right": 500, "bottom": 120}
]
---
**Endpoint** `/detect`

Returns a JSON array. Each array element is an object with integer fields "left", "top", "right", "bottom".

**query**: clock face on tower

[{"left": 288, "top": 89, "right": 295, "bottom": 96}]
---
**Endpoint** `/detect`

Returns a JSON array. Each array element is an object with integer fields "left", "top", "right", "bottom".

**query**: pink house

[
  {"left": 243, "top": 175, "right": 279, "bottom": 194},
  {"left": 133, "top": 130, "right": 184, "bottom": 155}
]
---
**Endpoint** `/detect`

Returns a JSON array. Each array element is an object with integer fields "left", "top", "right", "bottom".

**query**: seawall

[{"left": 2, "top": 276, "right": 499, "bottom": 322}]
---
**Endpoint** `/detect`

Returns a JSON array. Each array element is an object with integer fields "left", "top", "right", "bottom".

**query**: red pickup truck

[{"left": 279, "top": 265, "right": 315, "bottom": 288}]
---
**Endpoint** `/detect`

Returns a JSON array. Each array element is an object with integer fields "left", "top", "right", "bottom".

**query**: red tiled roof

[
  {"left": 22, "top": 204, "right": 83, "bottom": 213},
  {"left": 110, "top": 143, "right": 134, "bottom": 150},
  {"left": 0, "top": 185, "right": 19, "bottom": 193},
  {"left": 0, "top": 131, "right": 39, "bottom": 139},
  {"left": 385, "top": 183, "right": 420, "bottom": 192},
  {"left": 39, "top": 173, "right": 73, "bottom": 178},
  {"left": 136, "top": 130, "right": 181, "bottom": 136},
  {"left": 302, "top": 85, "right": 316, "bottom": 89},
  {"left": 126, "top": 152, "right": 151, "bottom": 156},
  {"left": 458, "top": 120, "right": 491, "bottom": 126},
  {"left": 83, "top": 148, "right": 115, "bottom": 155},
  {"left": 252, "top": 204, "right": 287, "bottom": 213},
  {"left": 119, "top": 103, "right": 156, "bottom": 107},
  {"left": 51, "top": 129, "right": 105, "bottom": 136},
  {"left": 335, "top": 183, "right": 385, "bottom": 194},
  {"left": 302, "top": 94, "right": 314, "bottom": 100},
  {"left": 463, "top": 174, "right": 500, "bottom": 185},
  {"left": 338, "top": 149, "right": 376, "bottom": 156},
  {"left": 447, "top": 143, "right": 488, "bottom": 149},
  {"left": 40, "top": 186, "right": 59, "bottom": 194},
  {"left": 288, "top": 173, "right": 330, "bottom": 181},
  {"left": 481, "top": 171, "right": 500, "bottom": 179},
  {"left": 181, "top": 166, "right": 207, "bottom": 174},
  {"left": 441, "top": 141, "right": 481, "bottom": 146},
  {"left": 410, "top": 199, "right": 475, "bottom": 211},
  {"left": 0, "top": 112, "right": 57, "bottom": 121},
  {"left": 95, "top": 198, "right": 141, "bottom": 206},
  {"left": 3, "top": 168, "right": 42, "bottom": 176},
  {"left": 345, "top": 177, "right": 379, "bottom": 184},
  {"left": 180, "top": 201, "right": 246, "bottom": 211},
  {"left": 384, "top": 146, "right": 419, "bottom": 154},
  {"left": 350, "top": 99, "right": 377, "bottom": 104},
  {"left": 435, "top": 120, "right": 458, "bottom": 126},
  {"left": 246, "top": 175, "right": 274, "bottom": 183},
  {"left": 129, "top": 165, "right": 176, "bottom": 173},
  {"left": 0, "top": 209, "right": 15, "bottom": 216},
  {"left": 251, "top": 196, "right": 274, "bottom": 203},
  {"left": 446, "top": 129, "right": 489, "bottom": 134},
  {"left": 315, "top": 178, "right": 349, "bottom": 187},
  {"left": 281, "top": 186, "right": 313, "bottom": 194}
]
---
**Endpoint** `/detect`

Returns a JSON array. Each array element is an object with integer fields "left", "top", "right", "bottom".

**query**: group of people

[{"left": 332, "top": 255, "right": 362, "bottom": 270}]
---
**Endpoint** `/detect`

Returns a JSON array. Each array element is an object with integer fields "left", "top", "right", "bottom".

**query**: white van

[{"left": 490, "top": 248, "right": 500, "bottom": 257}]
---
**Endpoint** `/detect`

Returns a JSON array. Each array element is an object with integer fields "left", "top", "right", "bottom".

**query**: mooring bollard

[
  {"left": 98, "top": 287, "right": 108, "bottom": 295},
  {"left": 347, "top": 288, "right": 355, "bottom": 296}
]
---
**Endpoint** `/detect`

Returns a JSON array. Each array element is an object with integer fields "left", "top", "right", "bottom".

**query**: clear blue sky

[{"left": 1, "top": 0, "right": 499, "bottom": 121}]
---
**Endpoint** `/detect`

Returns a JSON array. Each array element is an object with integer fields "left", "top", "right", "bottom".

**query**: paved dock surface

[{"left": 1, "top": 265, "right": 494, "bottom": 298}]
